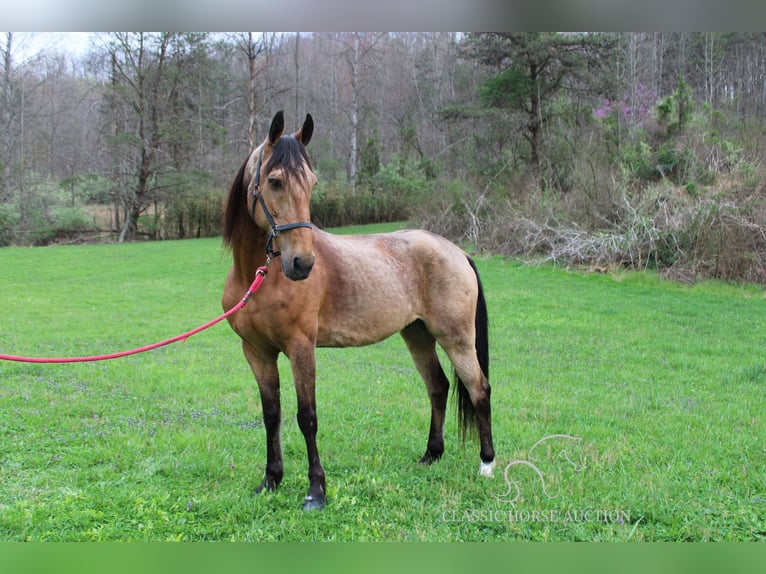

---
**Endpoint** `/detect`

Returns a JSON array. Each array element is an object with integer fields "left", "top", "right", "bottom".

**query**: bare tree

[
  {"left": 235, "top": 33, "right": 265, "bottom": 152},
  {"left": 333, "top": 33, "right": 385, "bottom": 195},
  {"left": 104, "top": 32, "right": 175, "bottom": 242},
  {"left": 1, "top": 33, "right": 15, "bottom": 203},
  {"left": 294, "top": 32, "right": 300, "bottom": 121}
]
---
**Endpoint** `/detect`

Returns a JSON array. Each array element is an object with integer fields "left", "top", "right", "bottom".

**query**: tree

[
  {"left": 235, "top": 33, "right": 265, "bottom": 152},
  {"left": 334, "top": 32, "right": 385, "bottom": 195},
  {"left": 102, "top": 33, "right": 216, "bottom": 241},
  {"left": 107, "top": 32, "right": 169, "bottom": 241},
  {"left": 464, "top": 32, "right": 617, "bottom": 186},
  {"left": 1, "top": 33, "right": 17, "bottom": 203}
]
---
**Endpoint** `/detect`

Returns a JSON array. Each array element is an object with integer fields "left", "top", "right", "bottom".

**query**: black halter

[{"left": 250, "top": 145, "right": 313, "bottom": 262}]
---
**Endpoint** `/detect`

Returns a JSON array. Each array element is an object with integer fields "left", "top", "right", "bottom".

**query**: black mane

[
  {"left": 264, "top": 135, "right": 312, "bottom": 182},
  {"left": 222, "top": 157, "right": 247, "bottom": 246}
]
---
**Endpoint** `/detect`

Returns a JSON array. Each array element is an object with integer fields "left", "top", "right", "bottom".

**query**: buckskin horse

[{"left": 221, "top": 111, "right": 495, "bottom": 510}]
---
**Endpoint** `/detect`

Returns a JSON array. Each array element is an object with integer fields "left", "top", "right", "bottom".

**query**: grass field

[{"left": 1, "top": 224, "right": 765, "bottom": 541}]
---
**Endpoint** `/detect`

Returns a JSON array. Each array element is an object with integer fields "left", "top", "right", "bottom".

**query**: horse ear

[
  {"left": 296, "top": 113, "right": 314, "bottom": 146},
  {"left": 268, "top": 110, "right": 285, "bottom": 144}
]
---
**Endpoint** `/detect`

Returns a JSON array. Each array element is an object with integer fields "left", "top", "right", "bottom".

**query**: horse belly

[
  {"left": 316, "top": 306, "right": 412, "bottom": 348},
  {"left": 314, "top": 272, "right": 416, "bottom": 348}
]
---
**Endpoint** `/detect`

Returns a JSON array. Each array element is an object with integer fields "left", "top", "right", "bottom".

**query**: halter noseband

[{"left": 250, "top": 144, "right": 313, "bottom": 263}]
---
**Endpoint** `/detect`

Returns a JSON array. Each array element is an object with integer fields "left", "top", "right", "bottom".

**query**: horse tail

[{"left": 455, "top": 256, "right": 489, "bottom": 442}]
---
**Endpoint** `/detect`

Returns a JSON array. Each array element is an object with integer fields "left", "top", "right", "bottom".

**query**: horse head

[{"left": 246, "top": 110, "right": 317, "bottom": 280}]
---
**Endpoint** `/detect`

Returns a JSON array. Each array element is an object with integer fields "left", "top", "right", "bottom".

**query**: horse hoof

[
  {"left": 254, "top": 476, "right": 280, "bottom": 496},
  {"left": 479, "top": 459, "right": 496, "bottom": 477},
  {"left": 418, "top": 451, "right": 442, "bottom": 465},
  {"left": 302, "top": 495, "right": 325, "bottom": 511}
]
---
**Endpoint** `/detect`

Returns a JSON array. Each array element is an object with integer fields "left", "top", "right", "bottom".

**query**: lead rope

[{"left": 0, "top": 266, "right": 269, "bottom": 364}]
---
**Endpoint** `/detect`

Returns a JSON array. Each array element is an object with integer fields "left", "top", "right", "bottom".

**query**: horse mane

[
  {"left": 264, "top": 135, "right": 313, "bottom": 183},
  {"left": 222, "top": 135, "right": 312, "bottom": 248},
  {"left": 222, "top": 157, "right": 249, "bottom": 247}
]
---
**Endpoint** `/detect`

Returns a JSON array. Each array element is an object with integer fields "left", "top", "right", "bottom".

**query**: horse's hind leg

[
  {"left": 443, "top": 341, "right": 495, "bottom": 476},
  {"left": 401, "top": 320, "right": 450, "bottom": 464}
]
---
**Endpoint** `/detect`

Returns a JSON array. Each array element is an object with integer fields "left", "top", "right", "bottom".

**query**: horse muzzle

[{"left": 282, "top": 253, "right": 315, "bottom": 281}]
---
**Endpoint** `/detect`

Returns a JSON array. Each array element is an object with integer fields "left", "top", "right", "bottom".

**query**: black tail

[{"left": 455, "top": 256, "right": 489, "bottom": 442}]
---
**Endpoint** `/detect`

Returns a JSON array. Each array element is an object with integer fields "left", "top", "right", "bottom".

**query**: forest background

[{"left": 2, "top": 31, "right": 766, "bottom": 284}]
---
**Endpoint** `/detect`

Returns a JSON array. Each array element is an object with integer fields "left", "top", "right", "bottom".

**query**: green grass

[{"left": 0, "top": 227, "right": 765, "bottom": 541}]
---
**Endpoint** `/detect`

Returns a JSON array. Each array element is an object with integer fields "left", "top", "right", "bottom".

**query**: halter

[{"left": 250, "top": 144, "right": 313, "bottom": 263}]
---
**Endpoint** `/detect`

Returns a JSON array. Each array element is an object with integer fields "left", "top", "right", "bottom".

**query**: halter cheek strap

[{"left": 251, "top": 145, "right": 313, "bottom": 262}]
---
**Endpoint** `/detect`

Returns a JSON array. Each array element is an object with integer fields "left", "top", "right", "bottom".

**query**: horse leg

[
  {"left": 401, "top": 320, "right": 450, "bottom": 465},
  {"left": 242, "top": 341, "right": 284, "bottom": 493},
  {"left": 288, "top": 342, "right": 326, "bottom": 511},
  {"left": 442, "top": 341, "right": 496, "bottom": 476}
]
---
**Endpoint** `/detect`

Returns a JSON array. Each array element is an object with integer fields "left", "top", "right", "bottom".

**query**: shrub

[
  {"left": 58, "top": 173, "right": 112, "bottom": 204},
  {"left": 48, "top": 207, "right": 99, "bottom": 243},
  {"left": 0, "top": 203, "right": 19, "bottom": 246},
  {"left": 655, "top": 143, "right": 697, "bottom": 184},
  {"left": 670, "top": 199, "right": 766, "bottom": 283},
  {"left": 369, "top": 156, "right": 431, "bottom": 198},
  {"left": 620, "top": 140, "right": 655, "bottom": 182},
  {"left": 310, "top": 157, "right": 431, "bottom": 229},
  {"left": 310, "top": 189, "right": 409, "bottom": 229},
  {"left": 161, "top": 188, "right": 223, "bottom": 239}
]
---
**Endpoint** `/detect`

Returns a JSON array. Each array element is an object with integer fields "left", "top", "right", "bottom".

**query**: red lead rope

[{"left": 0, "top": 266, "right": 268, "bottom": 364}]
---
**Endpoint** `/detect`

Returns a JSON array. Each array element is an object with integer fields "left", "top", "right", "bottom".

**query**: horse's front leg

[
  {"left": 242, "top": 341, "right": 284, "bottom": 494},
  {"left": 289, "top": 341, "right": 326, "bottom": 511}
]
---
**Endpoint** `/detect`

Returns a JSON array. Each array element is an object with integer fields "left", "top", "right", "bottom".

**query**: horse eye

[{"left": 268, "top": 177, "right": 282, "bottom": 190}]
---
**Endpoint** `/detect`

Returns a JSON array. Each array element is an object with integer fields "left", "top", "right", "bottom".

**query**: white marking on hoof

[{"left": 479, "top": 460, "right": 496, "bottom": 477}]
